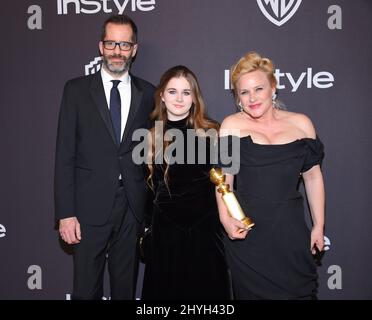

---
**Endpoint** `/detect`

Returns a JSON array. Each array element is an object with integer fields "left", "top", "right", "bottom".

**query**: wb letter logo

[{"left": 257, "top": 0, "right": 302, "bottom": 26}]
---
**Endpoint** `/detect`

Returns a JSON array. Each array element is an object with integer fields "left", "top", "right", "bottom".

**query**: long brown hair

[{"left": 147, "top": 65, "right": 219, "bottom": 190}]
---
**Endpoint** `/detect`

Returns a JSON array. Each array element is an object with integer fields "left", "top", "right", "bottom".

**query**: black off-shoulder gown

[
  {"left": 142, "top": 118, "right": 230, "bottom": 300},
  {"left": 221, "top": 135, "right": 324, "bottom": 300}
]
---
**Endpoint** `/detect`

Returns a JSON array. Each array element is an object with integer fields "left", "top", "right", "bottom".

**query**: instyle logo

[
  {"left": 85, "top": 56, "right": 102, "bottom": 75},
  {"left": 57, "top": 0, "right": 156, "bottom": 15},
  {"left": 323, "top": 235, "right": 331, "bottom": 251},
  {"left": 257, "top": 0, "right": 302, "bottom": 26},
  {"left": 275, "top": 68, "right": 334, "bottom": 92},
  {"left": 0, "top": 224, "right": 6, "bottom": 238},
  {"left": 224, "top": 67, "right": 334, "bottom": 92}
]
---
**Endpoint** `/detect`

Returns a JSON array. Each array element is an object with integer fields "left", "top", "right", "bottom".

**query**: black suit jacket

[{"left": 54, "top": 72, "right": 155, "bottom": 225}]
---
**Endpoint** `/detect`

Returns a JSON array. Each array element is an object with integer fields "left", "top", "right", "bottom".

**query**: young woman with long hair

[{"left": 141, "top": 65, "right": 230, "bottom": 300}]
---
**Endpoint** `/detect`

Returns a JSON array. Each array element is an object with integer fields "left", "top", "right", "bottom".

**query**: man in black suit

[{"left": 54, "top": 14, "right": 155, "bottom": 299}]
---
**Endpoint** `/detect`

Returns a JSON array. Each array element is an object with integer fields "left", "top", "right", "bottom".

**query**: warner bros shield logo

[{"left": 257, "top": 0, "right": 302, "bottom": 26}]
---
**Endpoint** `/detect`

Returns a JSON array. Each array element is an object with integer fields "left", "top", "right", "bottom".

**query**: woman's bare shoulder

[
  {"left": 282, "top": 111, "right": 316, "bottom": 138},
  {"left": 221, "top": 113, "right": 242, "bottom": 128}
]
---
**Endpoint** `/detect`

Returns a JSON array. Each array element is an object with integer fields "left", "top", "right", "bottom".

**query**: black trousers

[{"left": 72, "top": 182, "right": 140, "bottom": 300}]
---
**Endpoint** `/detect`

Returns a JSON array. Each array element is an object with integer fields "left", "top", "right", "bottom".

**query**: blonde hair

[{"left": 231, "top": 51, "right": 277, "bottom": 103}]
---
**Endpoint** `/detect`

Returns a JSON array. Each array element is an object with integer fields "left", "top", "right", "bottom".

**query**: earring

[
  {"left": 238, "top": 102, "right": 244, "bottom": 112},
  {"left": 272, "top": 93, "right": 277, "bottom": 108}
]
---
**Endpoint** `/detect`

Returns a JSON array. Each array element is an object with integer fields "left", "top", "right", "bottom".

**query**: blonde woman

[{"left": 217, "top": 52, "right": 325, "bottom": 300}]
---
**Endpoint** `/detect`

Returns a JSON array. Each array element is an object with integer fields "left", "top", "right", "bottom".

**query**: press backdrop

[{"left": 1, "top": 0, "right": 371, "bottom": 299}]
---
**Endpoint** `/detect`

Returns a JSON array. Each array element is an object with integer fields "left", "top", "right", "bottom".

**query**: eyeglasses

[{"left": 102, "top": 40, "right": 135, "bottom": 51}]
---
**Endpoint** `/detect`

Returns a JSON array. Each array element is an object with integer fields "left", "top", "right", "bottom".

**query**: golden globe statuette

[{"left": 210, "top": 167, "right": 255, "bottom": 230}]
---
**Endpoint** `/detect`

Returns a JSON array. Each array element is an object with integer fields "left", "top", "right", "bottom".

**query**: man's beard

[{"left": 102, "top": 53, "right": 133, "bottom": 76}]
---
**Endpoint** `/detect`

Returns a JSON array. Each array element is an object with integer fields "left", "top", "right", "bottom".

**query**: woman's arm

[
  {"left": 216, "top": 115, "right": 249, "bottom": 240},
  {"left": 216, "top": 174, "right": 249, "bottom": 240},
  {"left": 302, "top": 165, "right": 325, "bottom": 253},
  {"left": 297, "top": 113, "right": 325, "bottom": 253}
]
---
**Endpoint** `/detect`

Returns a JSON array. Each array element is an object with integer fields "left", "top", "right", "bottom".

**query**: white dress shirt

[{"left": 101, "top": 67, "right": 132, "bottom": 142}]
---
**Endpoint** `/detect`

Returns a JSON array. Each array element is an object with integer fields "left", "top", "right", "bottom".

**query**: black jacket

[{"left": 54, "top": 71, "right": 155, "bottom": 225}]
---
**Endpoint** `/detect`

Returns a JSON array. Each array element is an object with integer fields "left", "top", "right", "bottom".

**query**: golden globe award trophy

[{"left": 210, "top": 167, "right": 255, "bottom": 230}]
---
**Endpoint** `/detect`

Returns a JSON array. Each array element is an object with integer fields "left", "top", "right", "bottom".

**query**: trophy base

[{"left": 241, "top": 217, "right": 255, "bottom": 230}]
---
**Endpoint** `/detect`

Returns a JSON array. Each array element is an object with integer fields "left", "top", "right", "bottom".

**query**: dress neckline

[
  {"left": 166, "top": 117, "right": 188, "bottom": 129},
  {"left": 239, "top": 135, "right": 316, "bottom": 146}
]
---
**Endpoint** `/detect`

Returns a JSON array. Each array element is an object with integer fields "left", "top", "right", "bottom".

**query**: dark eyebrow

[
  {"left": 166, "top": 88, "right": 191, "bottom": 91},
  {"left": 103, "top": 40, "right": 132, "bottom": 44}
]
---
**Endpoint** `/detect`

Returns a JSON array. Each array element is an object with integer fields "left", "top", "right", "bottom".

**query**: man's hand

[{"left": 59, "top": 217, "right": 81, "bottom": 244}]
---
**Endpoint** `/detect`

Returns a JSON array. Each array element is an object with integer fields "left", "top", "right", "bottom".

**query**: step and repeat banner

[{"left": 1, "top": 0, "right": 371, "bottom": 299}]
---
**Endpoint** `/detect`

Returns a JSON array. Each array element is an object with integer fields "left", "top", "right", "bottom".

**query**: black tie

[{"left": 110, "top": 80, "right": 121, "bottom": 145}]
